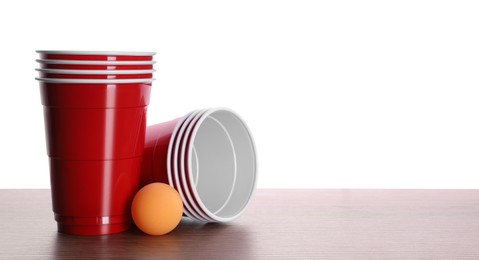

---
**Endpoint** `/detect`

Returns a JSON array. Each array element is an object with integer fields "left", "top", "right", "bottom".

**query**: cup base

[{"left": 55, "top": 214, "right": 131, "bottom": 235}]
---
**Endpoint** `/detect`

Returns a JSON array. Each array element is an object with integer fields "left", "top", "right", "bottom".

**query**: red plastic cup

[
  {"left": 37, "top": 50, "right": 155, "bottom": 61},
  {"left": 38, "top": 77, "right": 153, "bottom": 235},
  {"left": 142, "top": 108, "right": 258, "bottom": 223},
  {"left": 36, "top": 59, "right": 155, "bottom": 70},
  {"left": 140, "top": 118, "right": 182, "bottom": 187},
  {"left": 36, "top": 69, "right": 154, "bottom": 79}
]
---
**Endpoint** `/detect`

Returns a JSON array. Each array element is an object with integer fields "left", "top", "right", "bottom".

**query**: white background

[{"left": 0, "top": 0, "right": 478, "bottom": 189}]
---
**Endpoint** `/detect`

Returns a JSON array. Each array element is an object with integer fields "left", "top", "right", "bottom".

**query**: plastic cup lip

[
  {"left": 181, "top": 110, "right": 209, "bottom": 189},
  {"left": 36, "top": 59, "right": 156, "bottom": 65},
  {"left": 35, "top": 77, "right": 155, "bottom": 84},
  {"left": 187, "top": 107, "right": 258, "bottom": 222},
  {"left": 173, "top": 110, "right": 210, "bottom": 222},
  {"left": 177, "top": 109, "right": 212, "bottom": 222},
  {"left": 36, "top": 50, "right": 156, "bottom": 56},
  {"left": 36, "top": 68, "right": 156, "bottom": 75},
  {"left": 166, "top": 111, "right": 193, "bottom": 191},
  {"left": 165, "top": 111, "right": 199, "bottom": 220}
]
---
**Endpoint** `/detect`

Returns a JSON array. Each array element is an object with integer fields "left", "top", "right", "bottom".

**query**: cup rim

[
  {"left": 36, "top": 68, "right": 156, "bottom": 75},
  {"left": 187, "top": 107, "right": 258, "bottom": 222},
  {"left": 36, "top": 50, "right": 156, "bottom": 56},
  {"left": 35, "top": 77, "right": 155, "bottom": 84},
  {"left": 36, "top": 59, "right": 156, "bottom": 65},
  {"left": 173, "top": 110, "right": 211, "bottom": 222},
  {"left": 166, "top": 111, "right": 199, "bottom": 219}
]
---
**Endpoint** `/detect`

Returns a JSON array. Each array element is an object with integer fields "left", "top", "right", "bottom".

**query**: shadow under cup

[{"left": 40, "top": 81, "right": 151, "bottom": 235}]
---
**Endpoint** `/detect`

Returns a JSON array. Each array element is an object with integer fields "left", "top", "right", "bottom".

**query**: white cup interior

[
  {"left": 191, "top": 146, "right": 200, "bottom": 187},
  {"left": 188, "top": 109, "right": 257, "bottom": 221}
]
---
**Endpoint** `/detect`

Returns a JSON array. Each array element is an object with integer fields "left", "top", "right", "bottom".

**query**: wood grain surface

[{"left": 0, "top": 189, "right": 478, "bottom": 259}]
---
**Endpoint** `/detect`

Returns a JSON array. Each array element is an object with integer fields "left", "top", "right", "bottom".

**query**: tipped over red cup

[{"left": 141, "top": 108, "right": 258, "bottom": 223}]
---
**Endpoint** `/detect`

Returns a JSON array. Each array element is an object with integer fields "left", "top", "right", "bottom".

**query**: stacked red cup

[{"left": 36, "top": 51, "right": 156, "bottom": 235}]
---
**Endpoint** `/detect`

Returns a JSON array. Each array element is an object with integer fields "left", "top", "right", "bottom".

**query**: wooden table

[{"left": 1, "top": 189, "right": 478, "bottom": 259}]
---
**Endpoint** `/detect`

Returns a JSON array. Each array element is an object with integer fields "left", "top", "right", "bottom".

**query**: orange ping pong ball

[{"left": 131, "top": 183, "right": 183, "bottom": 235}]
